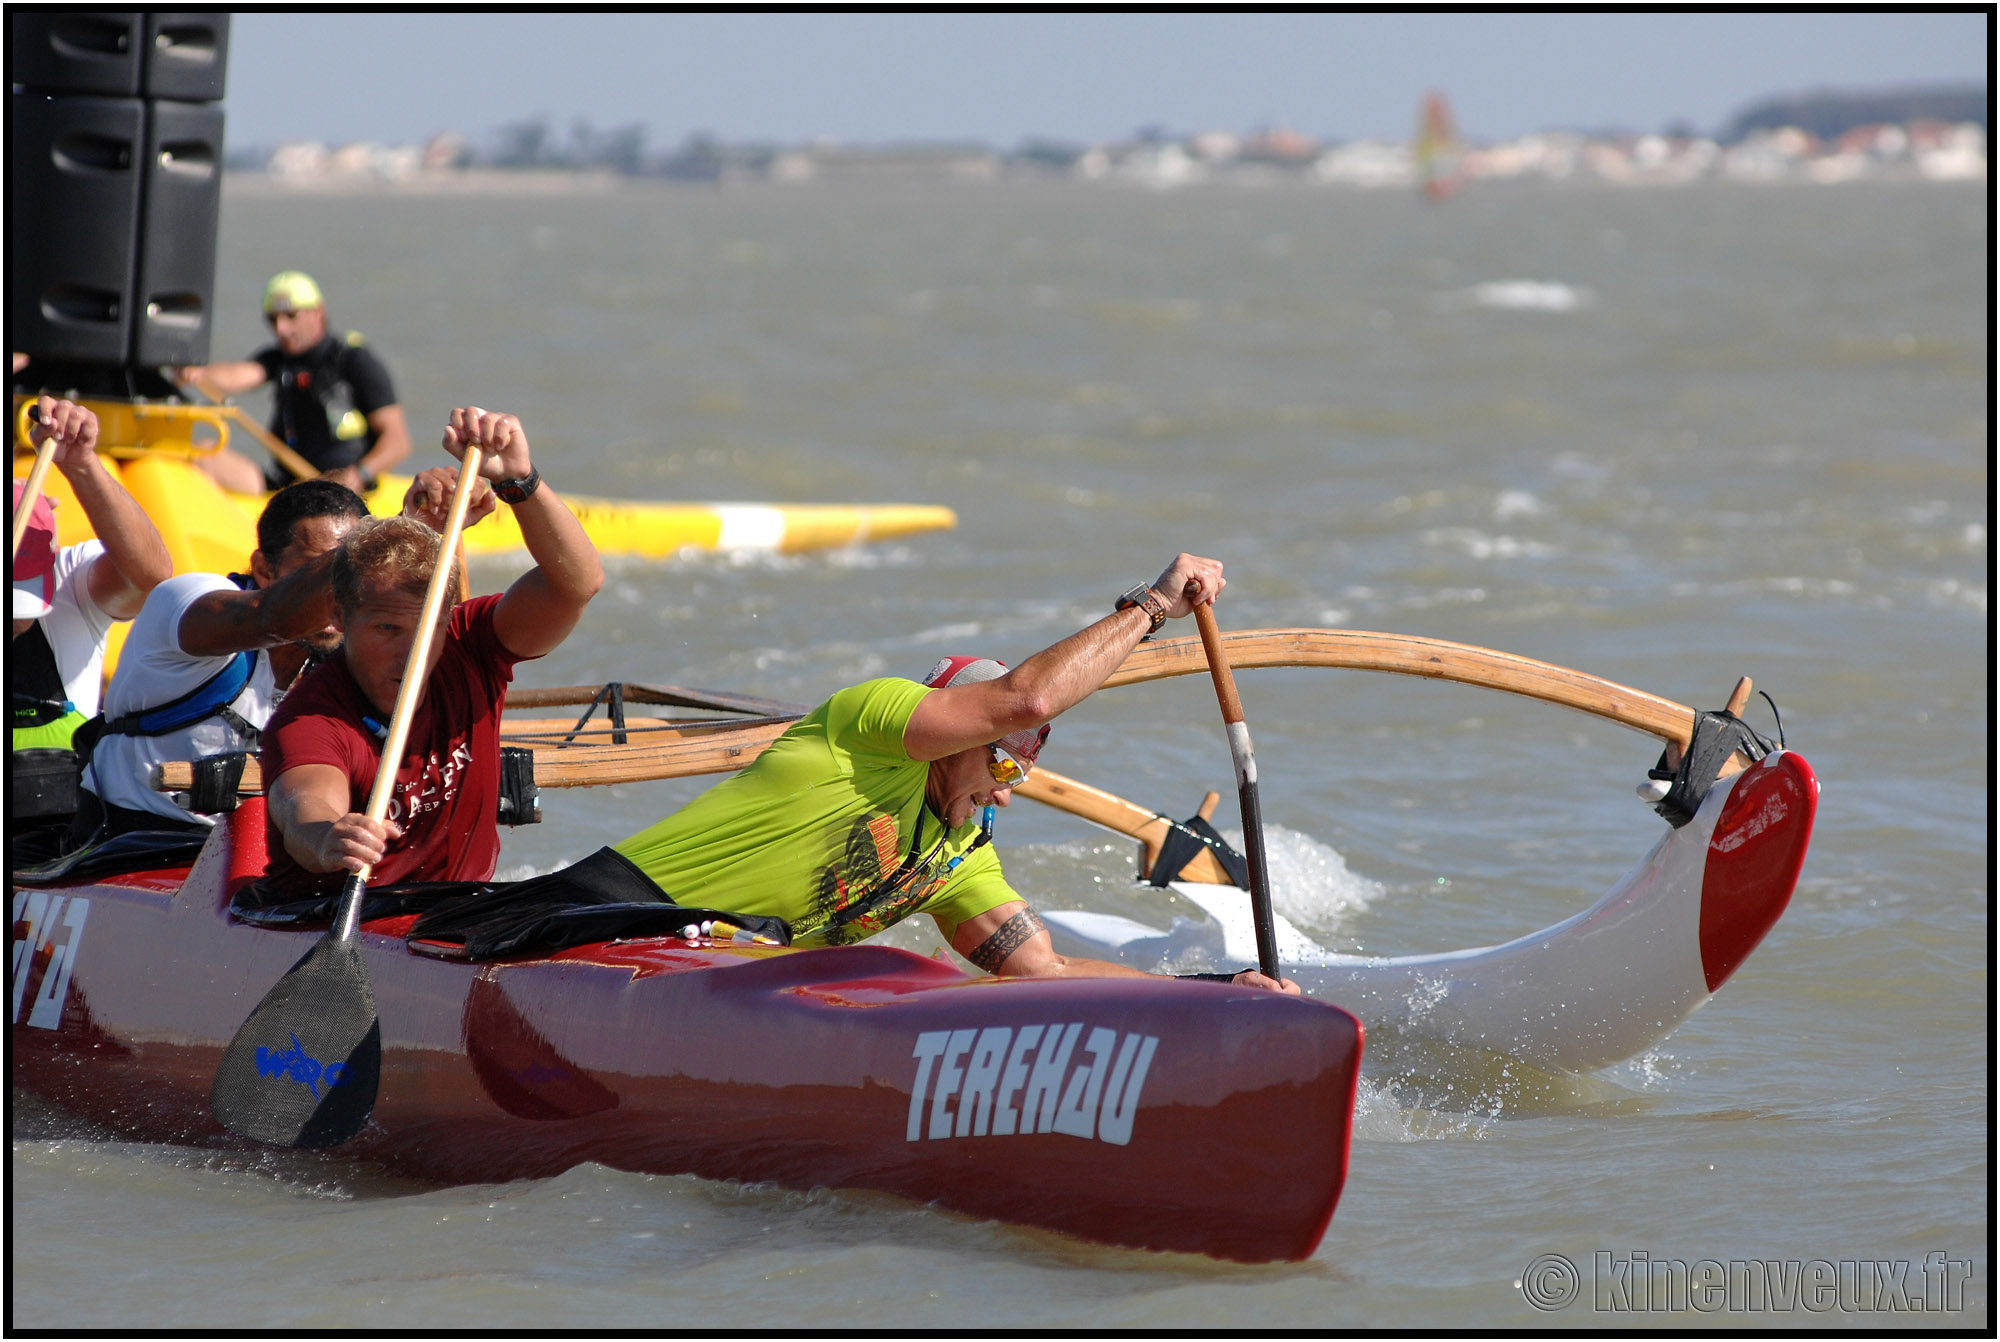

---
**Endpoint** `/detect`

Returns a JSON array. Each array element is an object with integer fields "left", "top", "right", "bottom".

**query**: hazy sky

[{"left": 227, "top": 12, "right": 1987, "bottom": 148}]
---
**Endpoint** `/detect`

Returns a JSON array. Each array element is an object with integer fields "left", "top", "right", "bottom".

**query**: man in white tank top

[
  {"left": 11, "top": 398, "right": 172, "bottom": 862},
  {"left": 80, "top": 470, "right": 493, "bottom": 837}
]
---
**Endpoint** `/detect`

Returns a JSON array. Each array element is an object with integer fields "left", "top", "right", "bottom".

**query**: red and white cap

[
  {"left": 11, "top": 479, "right": 58, "bottom": 619},
  {"left": 921, "top": 655, "right": 1050, "bottom": 774}
]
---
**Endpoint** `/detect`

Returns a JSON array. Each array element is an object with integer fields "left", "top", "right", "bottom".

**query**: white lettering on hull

[
  {"left": 11, "top": 891, "right": 90, "bottom": 1030},
  {"left": 907, "top": 1023, "right": 1160, "bottom": 1146}
]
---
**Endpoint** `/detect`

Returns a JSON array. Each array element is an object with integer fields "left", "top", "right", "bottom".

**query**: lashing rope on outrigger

[
  {"left": 560, "top": 681, "right": 629, "bottom": 745},
  {"left": 1646, "top": 695, "right": 1783, "bottom": 828},
  {"left": 1148, "top": 811, "right": 1251, "bottom": 888},
  {"left": 520, "top": 681, "right": 814, "bottom": 750}
]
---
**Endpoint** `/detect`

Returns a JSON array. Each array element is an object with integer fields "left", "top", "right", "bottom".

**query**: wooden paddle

[
  {"left": 12, "top": 406, "right": 56, "bottom": 560},
  {"left": 1187, "top": 584, "right": 1282, "bottom": 981},
  {"left": 172, "top": 377, "right": 322, "bottom": 483},
  {"left": 210, "top": 443, "right": 485, "bottom": 1147}
]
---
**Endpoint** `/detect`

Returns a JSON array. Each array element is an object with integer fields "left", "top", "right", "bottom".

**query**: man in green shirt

[{"left": 616, "top": 552, "right": 1297, "bottom": 993}]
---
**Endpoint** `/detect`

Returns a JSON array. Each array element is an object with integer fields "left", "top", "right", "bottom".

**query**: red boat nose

[{"left": 1698, "top": 751, "right": 1818, "bottom": 993}]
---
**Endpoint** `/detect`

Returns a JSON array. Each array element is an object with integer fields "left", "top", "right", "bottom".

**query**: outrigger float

[
  {"left": 13, "top": 629, "right": 1814, "bottom": 1260},
  {"left": 1042, "top": 747, "right": 1815, "bottom": 1074},
  {"left": 9, "top": 394, "right": 957, "bottom": 674}
]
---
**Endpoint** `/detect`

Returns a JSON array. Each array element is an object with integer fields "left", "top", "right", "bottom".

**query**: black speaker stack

[{"left": 11, "top": 12, "right": 231, "bottom": 391}]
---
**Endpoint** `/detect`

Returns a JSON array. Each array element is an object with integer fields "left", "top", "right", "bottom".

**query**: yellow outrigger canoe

[
  {"left": 11, "top": 395, "right": 955, "bottom": 677},
  {"left": 39, "top": 453, "right": 957, "bottom": 571},
  {"left": 12, "top": 396, "right": 954, "bottom": 567}
]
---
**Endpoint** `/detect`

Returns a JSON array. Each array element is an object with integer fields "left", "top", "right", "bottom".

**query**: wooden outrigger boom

[
  {"left": 1108, "top": 629, "right": 1707, "bottom": 745},
  {"left": 156, "top": 629, "right": 1732, "bottom": 888}
]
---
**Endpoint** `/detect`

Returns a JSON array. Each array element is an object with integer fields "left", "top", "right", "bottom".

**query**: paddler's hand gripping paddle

[
  {"left": 13, "top": 404, "right": 56, "bottom": 560},
  {"left": 211, "top": 445, "right": 486, "bottom": 1147},
  {"left": 1187, "top": 581, "right": 1282, "bottom": 982}
]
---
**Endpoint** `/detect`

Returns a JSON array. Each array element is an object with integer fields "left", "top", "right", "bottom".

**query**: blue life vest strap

[{"left": 99, "top": 648, "right": 262, "bottom": 741}]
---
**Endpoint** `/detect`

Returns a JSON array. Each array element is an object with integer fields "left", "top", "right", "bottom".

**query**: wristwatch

[
  {"left": 493, "top": 465, "right": 542, "bottom": 504},
  {"left": 1115, "top": 583, "right": 1169, "bottom": 635}
]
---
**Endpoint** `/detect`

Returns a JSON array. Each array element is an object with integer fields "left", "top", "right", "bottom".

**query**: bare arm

[
  {"left": 33, "top": 397, "right": 173, "bottom": 619},
  {"left": 439, "top": 407, "right": 603, "bottom": 660},
  {"left": 267, "top": 763, "right": 402, "bottom": 874},
  {"left": 354, "top": 403, "right": 410, "bottom": 479},
  {"left": 949, "top": 903, "right": 1151, "bottom": 980},
  {"left": 171, "top": 360, "right": 268, "bottom": 399},
  {"left": 902, "top": 553, "right": 1225, "bottom": 763},
  {"left": 947, "top": 901, "right": 1298, "bottom": 992},
  {"left": 174, "top": 549, "right": 342, "bottom": 657}
]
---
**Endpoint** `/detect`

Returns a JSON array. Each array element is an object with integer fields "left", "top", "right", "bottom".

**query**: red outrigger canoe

[{"left": 10, "top": 800, "right": 1362, "bottom": 1263}]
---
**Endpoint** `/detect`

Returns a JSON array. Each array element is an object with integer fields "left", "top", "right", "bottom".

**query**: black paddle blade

[
  {"left": 210, "top": 934, "right": 381, "bottom": 1148},
  {"left": 1235, "top": 780, "right": 1282, "bottom": 982}
]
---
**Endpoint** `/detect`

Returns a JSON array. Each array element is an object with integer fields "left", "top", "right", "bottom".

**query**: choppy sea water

[{"left": 11, "top": 177, "right": 1987, "bottom": 1329}]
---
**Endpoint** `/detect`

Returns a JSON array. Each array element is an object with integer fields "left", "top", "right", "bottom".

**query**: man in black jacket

[{"left": 174, "top": 270, "right": 410, "bottom": 495}]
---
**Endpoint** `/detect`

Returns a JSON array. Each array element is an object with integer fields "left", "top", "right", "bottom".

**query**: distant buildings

[
  {"left": 233, "top": 111, "right": 1986, "bottom": 190},
  {"left": 265, "top": 133, "right": 457, "bottom": 182},
  {"left": 1074, "top": 118, "right": 1984, "bottom": 189}
]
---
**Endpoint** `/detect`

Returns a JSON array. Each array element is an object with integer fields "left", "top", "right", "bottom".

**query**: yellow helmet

[{"left": 262, "top": 270, "right": 324, "bottom": 314}]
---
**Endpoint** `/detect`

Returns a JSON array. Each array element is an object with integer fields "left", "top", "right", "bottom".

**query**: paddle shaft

[
  {"left": 227, "top": 404, "right": 322, "bottom": 484},
  {"left": 1189, "top": 593, "right": 1282, "bottom": 981},
  {"left": 11, "top": 430, "right": 56, "bottom": 560},
  {"left": 209, "top": 445, "right": 482, "bottom": 1147},
  {"left": 174, "top": 378, "right": 322, "bottom": 483},
  {"left": 329, "top": 444, "right": 484, "bottom": 938}
]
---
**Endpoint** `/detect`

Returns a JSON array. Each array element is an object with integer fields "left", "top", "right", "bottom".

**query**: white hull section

[{"left": 1044, "top": 751, "right": 1816, "bottom": 1073}]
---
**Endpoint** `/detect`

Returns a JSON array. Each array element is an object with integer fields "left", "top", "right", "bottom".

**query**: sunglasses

[{"left": 986, "top": 746, "right": 1030, "bottom": 788}]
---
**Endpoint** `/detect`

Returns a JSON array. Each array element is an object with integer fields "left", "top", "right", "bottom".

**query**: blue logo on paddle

[{"left": 255, "top": 1032, "right": 349, "bottom": 1099}]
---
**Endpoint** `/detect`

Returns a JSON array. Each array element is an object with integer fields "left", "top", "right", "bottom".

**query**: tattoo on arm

[
  {"left": 967, "top": 907, "right": 1046, "bottom": 974},
  {"left": 179, "top": 589, "right": 270, "bottom": 656}
]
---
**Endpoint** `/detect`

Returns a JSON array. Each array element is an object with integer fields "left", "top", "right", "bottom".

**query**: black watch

[
  {"left": 493, "top": 466, "right": 542, "bottom": 504},
  {"left": 1114, "top": 582, "right": 1169, "bottom": 635}
]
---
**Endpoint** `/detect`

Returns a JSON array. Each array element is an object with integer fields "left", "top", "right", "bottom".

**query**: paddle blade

[
  {"left": 210, "top": 934, "right": 381, "bottom": 1148},
  {"left": 1235, "top": 778, "right": 1282, "bottom": 981}
]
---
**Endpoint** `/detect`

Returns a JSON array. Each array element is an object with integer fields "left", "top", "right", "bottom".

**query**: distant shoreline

[
  {"left": 223, "top": 166, "right": 1985, "bottom": 198},
  {"left": 224, "top": 169, "right": 624, "bottom": 196}
]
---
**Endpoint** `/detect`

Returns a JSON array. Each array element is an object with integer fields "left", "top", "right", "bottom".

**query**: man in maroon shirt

[{"left": 260, "top": 407, "right": 603, "bottom": 894}]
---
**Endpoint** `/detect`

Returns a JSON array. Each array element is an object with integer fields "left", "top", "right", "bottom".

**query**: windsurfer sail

[{"left": 1416, "top": 91, "right": 1465, "bottom": 201}]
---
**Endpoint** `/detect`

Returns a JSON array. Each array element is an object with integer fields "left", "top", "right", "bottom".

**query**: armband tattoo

[{"left": 967, "top": 907, "right": 1047, "bottom": 973}]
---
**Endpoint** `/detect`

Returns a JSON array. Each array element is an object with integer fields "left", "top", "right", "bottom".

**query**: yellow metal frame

[{"left": 12, "top": 393, "right": 230, "bottom": 460}]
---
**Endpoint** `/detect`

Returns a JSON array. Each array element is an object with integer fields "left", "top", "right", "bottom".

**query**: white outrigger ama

[
  {"left": 1027, "top": 629, "right": 1818, "bottom": 1075},
  {"left": 1043, "top": 746, "right": 1817, "bottom": 1075}
]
